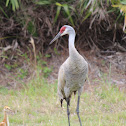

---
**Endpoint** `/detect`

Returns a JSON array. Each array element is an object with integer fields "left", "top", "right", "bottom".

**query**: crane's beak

[{"left": 49, "top": 32, "right": 61, "bottom": 45}]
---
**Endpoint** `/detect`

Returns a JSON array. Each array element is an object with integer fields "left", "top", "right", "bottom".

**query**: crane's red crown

[{"left": 60, "top": 26, "right": 66, "bottom": 33}]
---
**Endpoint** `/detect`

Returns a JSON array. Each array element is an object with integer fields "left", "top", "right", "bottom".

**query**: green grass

[{"left": 0, "top": 72, "right": 126, "bottom": 126}]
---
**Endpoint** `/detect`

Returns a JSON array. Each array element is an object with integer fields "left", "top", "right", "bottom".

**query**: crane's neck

[
  {"left": 7, "top": 115, "right": 9, "bottom": 126},
  {"left": 69, "top": 32, "right": 79, "bottom": 59},
  {"left": 3, "top": 112, "right": 9, "bottom": 126}
]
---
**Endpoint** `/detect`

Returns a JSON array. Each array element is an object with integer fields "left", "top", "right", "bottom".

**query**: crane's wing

[
  {"left": 58, "top": 65, "right": 66, "bottom": 96},
  {"left": 57, "top": 63, "right": 67, "bottom": 107}
]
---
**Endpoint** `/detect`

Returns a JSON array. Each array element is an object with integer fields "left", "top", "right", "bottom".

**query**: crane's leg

[
  {"left": 76, "top": 96, "right": 82, "bottom": 126},
  {"left": 66, "top": 98, "right": 70, "bottom": 126}
]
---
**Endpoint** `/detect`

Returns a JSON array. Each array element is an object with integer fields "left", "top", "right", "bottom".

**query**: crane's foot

[
  {"left": 66, "top": 98, "right": 70, "bottom": 126},
  {"left": 76, "top": 96, "right": 82, "bottom": 126}
]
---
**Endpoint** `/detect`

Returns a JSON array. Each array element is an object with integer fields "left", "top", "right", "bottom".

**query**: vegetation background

[{"left": 0, "top": 0, "right": 126, "bottom": 125}]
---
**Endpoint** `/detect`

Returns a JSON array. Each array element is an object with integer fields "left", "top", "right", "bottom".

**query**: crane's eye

[{"left": 60, "top": 26, "right": 66, "bottom": 33}]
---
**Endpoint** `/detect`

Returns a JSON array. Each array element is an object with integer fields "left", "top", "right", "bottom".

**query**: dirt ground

[
  {"left": 0, "top": 50, "right": 126, "bottom": 91},
  {"left": 48, "top": 50, "right": 126, "bottom": 91}
]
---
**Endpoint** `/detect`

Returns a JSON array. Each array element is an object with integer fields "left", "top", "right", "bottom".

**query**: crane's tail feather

[{"left": 61, "top": 98, "right": 71, "bottom": 107}]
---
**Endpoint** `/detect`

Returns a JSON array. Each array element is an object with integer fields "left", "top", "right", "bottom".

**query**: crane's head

[
  {"left": 4, "top": 106, "right": 13, "bottom": 114},
  {"left": 49, "top": 25, "right": 75, "bottom": 45}
]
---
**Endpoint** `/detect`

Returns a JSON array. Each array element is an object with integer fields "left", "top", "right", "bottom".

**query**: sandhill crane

[
  {"left": 50, "top": 25, "right": 88, "bottom": 126},
  {"left": 0, "top": 106, "right": 13, "bottom": 126}
]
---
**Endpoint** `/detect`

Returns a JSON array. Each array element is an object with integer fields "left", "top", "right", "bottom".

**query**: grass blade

[
  {"left": 35, "top": 0, "right": 51, "bottom": 5},
  {"left": 0, "top": 6, "right": 9, "bottom": 18},
  {"left": 82, "top": 9, "right": 92, "bottom": 22},
  {"left": 54, "top": 5, "right": 61, "bottom": 23},
  {"left": 63, "top": 4, "right": 74, "bottom": 26},
  {"left": 6, "top": 0, "right": 10, "bottom": 7}
]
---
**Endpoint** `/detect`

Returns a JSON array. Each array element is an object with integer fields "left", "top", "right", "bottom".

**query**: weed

[
  {"left": 4, "top": 64, "right": 12, "bottom": 70},
  {"left": 54, "top": 47, "right": 60, "bottom": 55},
  {"left": 45, "top": 54, "right": 51, "bottom": 58},
  {"left": 4, "top": 63, "right": 18, "bottom": 71},
  {"left": 36, "top": 55, "right": 53, "bottom": 78},
  {"left": 43, "top": 66, "right": 52, "bottom": 78},
  {"left": 17, "top": 68, "right": 28, "bottom": 79},
  {"left": 0, "top": 87, "right": 8, "bottom": 95},
  {"left": 27, "top": 21, "right": 38, "bottom": 37}
]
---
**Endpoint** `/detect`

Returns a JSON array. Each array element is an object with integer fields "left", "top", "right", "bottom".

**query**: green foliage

[
  {"left": 35, "top": 0, "right": 126, "bottom": 31},
  {"left": 79, "top": 0, "right": 93, "bottom": 21},
  {"left": 6, "top": 0, "right": 19, "bottom": 11},
  {"left": 17, "top": 68, "right": 28, "bottom": 79},
  {"left": 4, "top": 63, "right": 18, "bottom": 71},
  {"left": 111, "top": 0, "right": 120, "bottom": 4},
  {"left": 36, "top": 55, "right": 52, "bottom": 78},
  {"left": 55, "top": 2, "right": 74, "bottom": 26},
  {"left": 45, "top": 54, "right": 51, "bottom": 58},
  {"left": 35, "top": 0, "right": 51, "bottom": 5},
  {"left": 112, "top": 0, "right": 126, "bottom": 31},
  {"left": 120, "top": 0, "right": 126, "bottom": 5},
  {"left": 1, "top": 0, "right": 125, "bottom": 41},
  {"left": 43, "top": 66, "right": 52, "bottom": 78},
  {"left": 4, "top": 64, "right": 12, "bottom": 70},
  {"left": 54, "top": 47, "right": 60, "bottom": 55},
  {"left": 1, "top": 0, "right": 125, "bottom": 31},
  {"left": 36, "top": 1, "right": 75, "bottom": 26},
  {"left": 54, "top": 3, "right": 61, "bottom": 23},
  {"left": 0, "top": 6, "right": 9, "bottom": 18},
  {"left": 27, "top": 21, "right": 38, "bottom": 37},
  {"left": 0, "top": 87, "right": 8, "bottom": 94}
]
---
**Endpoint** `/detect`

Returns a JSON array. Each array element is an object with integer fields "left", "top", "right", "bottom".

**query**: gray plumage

[
  {"left": 50, "top": 25, "right": 88, "bottom": 126},
  {"left": 58, "top": 51, "right": 88, "bottom": 103}
]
